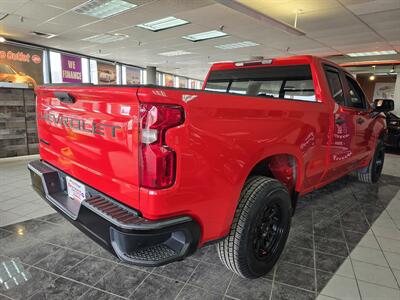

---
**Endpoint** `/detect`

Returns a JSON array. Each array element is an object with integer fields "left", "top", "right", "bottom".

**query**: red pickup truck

[{"left": 29, "top": 55, "right": 394, "bottom": 278}]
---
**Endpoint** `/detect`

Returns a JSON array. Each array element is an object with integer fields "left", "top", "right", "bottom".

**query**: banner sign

[
  {"left": 164, "top": 74, "right": 174, "bottom": 87},
  {"left": 0, "top": 43, "right": 43, "bottom": 87},
  {"left": 61, "top": 54, "right": 82, "bottom": 83},
  {"left": 97, "top": 61, "right": 116, "bottom": 84},
  {"left": 178, "top": 77, "right": 188, "bottom": 88},
  {"left": 126, "top": 66, "right": 140, "bottom": 84}
]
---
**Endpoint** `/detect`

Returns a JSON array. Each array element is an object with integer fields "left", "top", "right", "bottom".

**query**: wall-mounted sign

[
  {"left": 0, "top": 43, "right": 43, "bottom": 88},
  {"left": 126, "top": 66, "right": 140, "bottom": 84},
  {"left": 178, "top": 77, "right": 188, "bottom": 88},
  {"left": 97, "top": 61, "right": 116, "bottom": 84},
  {"left": 61, "top": 54, "right": 82, "bottom": 83},
  {"left": 164, "top": 74, "right": 174, "bottom": 87},
  {"left": 373, "top": 82, "right": 395, "bottom": 100}
]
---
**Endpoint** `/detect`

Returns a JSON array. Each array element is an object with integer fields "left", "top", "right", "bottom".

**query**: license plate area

[{"left": 66, "top": 176, "right": 86, "bottom": 203}]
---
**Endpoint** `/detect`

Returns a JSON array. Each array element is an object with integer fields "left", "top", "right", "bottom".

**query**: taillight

[{"left": 139, "top": 103, "right": 184, "bottom": 189}]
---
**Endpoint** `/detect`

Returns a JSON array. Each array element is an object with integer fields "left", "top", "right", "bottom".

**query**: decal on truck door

[{"left": 182, "top": 94, "right": 198, "bottom": 103}]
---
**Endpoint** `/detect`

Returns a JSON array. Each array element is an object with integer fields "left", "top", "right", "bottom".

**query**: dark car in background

[{"left": 386, "top": 112, "right": 400, "bottom": 149}]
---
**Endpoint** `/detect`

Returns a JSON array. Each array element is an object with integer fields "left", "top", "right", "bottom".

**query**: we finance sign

[{"left": 61, "top": 54, "right": 82, "bottom": 83}]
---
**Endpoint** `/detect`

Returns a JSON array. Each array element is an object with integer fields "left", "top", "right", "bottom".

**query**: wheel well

[{"left": 248, "top": 154, "right": 298, "bottom": 212}]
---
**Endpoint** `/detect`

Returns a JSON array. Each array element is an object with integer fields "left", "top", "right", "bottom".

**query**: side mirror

[{"left": 373, "top": 99, "right": 394, "bottom": 112}]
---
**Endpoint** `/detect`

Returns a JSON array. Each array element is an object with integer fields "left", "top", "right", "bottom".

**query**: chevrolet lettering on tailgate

[{"left": 39, "top": 111, "right": 122, "bottom": 138}]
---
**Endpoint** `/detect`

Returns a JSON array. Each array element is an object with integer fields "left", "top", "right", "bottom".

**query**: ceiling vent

[
  {"left": 30, "top": 31, "right": 56, "bottom": 39},
  {"left": 0, "top": 12, "right": 9, "bottom": 21}
]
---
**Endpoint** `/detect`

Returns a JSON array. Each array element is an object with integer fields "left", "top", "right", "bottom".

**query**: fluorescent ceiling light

[
  {"left": 214, "top": 0, "right": 305, "bottom": 36},
  {"left": 82, "top": 33, "right": 129, "bottom": 43},
  {"left": 158, "top": 50, "right": 192, "bottom": 56},
  {"left": 136, "top": 16, "right": 189, "bottom": 32},
  {"left": 182, "top": 30, "right": 228, "bottom": 42},
  {"left": 346, "top": 50, "right": 397, "bottom": 57},
  {"left": 74, "top": 0, "right": 137, "bottom": 18},
  {"left": 215, "top": 41, "right": 259, "bottom": 50}
]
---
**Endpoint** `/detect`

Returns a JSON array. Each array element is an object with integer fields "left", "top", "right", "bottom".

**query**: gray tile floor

[
  {"left": 0, "top": 155, "right": 55, "bottom": 227},
  {"left": 0, "top": 154, "right": 399, "bottom": 300}
]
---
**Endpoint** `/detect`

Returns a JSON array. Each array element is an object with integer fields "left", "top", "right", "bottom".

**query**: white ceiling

[{"left": 0, "top": 0, "right": 399, "bottom": 79}]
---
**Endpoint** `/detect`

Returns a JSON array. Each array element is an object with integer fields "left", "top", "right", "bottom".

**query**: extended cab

[{"left": 29, "top": 56, "right": 393, "bottom": 278}]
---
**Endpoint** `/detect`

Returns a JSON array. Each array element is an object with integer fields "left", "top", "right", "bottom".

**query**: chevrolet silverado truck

[{"left": 29, "top": 56, "right": 394, "bottom": 278}]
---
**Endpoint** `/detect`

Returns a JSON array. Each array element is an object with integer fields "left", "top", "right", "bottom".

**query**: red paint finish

[
  {"left": 35, "top": 86, "right": 141, "bottom": 209},
  {"left": 35, "top": 56, "right": 387, "bottom": 246}
]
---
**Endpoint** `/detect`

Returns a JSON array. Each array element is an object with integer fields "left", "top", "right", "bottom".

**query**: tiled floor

[
  {"left": 0, "top": 154, "right": 399, "bottom": 299},
  {"left": 0, "top": 155, "right": 55, "bottom": 227}
]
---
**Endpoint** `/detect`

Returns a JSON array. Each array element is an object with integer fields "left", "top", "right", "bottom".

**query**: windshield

[
  {"left": 205, "top": 64, "right": 316, "bottom": 102},
  {"left": 0, "top": 64, "right": 17, "bottom": 75}
]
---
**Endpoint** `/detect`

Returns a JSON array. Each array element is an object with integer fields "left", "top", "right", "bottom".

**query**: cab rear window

[{"left": 205, "top": 64, "right": 316, "bottom": 102}]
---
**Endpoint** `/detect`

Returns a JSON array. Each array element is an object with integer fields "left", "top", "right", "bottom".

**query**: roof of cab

[{"left": 209, "top": 55, "right": 338, "bottom": 71}]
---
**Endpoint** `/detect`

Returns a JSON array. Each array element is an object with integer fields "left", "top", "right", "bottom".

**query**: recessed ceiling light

[
  {"left": 74, "top": 0, "right": 137, "bottom": 19},
  {"left": 182, "top": 30, "right": 228, "bottom": 42},
  {"left": 158, "top": 50, "right": 192, "bottom": 56},
  {"left": 82, "top": 33, "right": 129, "bottom": 43},
  {"left": 136, "top": 16, "right": 189, "bottom": 32},
  {"left": 347, "top": 50, "right": 397, "bottom": 57},
  {"left": 215, "top": 41, "right": 259, "bottom": 50},
  {"left": 0, "top": 36, "right": 6, "bottom": 43}
]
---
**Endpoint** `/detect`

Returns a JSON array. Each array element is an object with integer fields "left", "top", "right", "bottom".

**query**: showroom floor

[{"left": 0, "top": 155, "right": 399, "bottom": 300}]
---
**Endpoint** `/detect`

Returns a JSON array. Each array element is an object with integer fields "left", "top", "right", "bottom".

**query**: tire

[
  {"left": 357, "top": 139, "right": 385, "bottom": 183},
  {"left": 217, "top": 176, "right": 292, "bottom": 279}
]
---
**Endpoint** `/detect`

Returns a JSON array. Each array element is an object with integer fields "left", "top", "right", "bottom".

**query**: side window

[
  {"left": 257, "top": 81, "right": 281, "bottom": 98},
  {"left": 204, "top": 65, "right": 316, "bottom": 102},
  {"left": 345, "top": 76, "right": 366, "bottom": 109},
  {"left": 229, "top": 81, "right": 249, "bottom": 95},
  {"left": 204, "top": 81, "right": 229, "bottom": 93},
  {"left": 325, "top": 69, "right": 345, "bottom": 106},
  {"left": 283, "top": 79, "right": 315, "bottom": 101}
]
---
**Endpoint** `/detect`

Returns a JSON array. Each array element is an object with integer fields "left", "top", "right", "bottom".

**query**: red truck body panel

[
  {"left": 34, "top": 56, "right": 386, "bottom": 246},
  {"left": 35, "top": 86, "right": 141, "bottom": 209}
]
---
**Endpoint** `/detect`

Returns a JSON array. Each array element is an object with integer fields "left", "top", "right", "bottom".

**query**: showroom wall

[
  {"left": 0, "top": 40, "right": 203, "bottom": 159},
  {"left": 0, "top": 88, "right": 37, "bottom": 158},
  {"left": 0, "top": 40, "right": 202, "bottom": 89},
  {"left": 357, "top": 75, "right": 396, "bottom": 102}
]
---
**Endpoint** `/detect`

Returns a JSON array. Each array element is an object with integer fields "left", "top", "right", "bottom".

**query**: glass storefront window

[
  {"left": 82, "top": 58, "right": 89, "bottom": 83},
  {"left": 49, "top": 51, "right": 62, "bottom": 83},
  {"left": 90, "top": 59, "right": 98, "bottom": 84}
]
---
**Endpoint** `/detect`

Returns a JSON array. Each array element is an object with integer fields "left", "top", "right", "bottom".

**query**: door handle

[
  {"left": 335, "top": 118, "right": 345, "bottom": 125},
  {"left": 356, "top": 118, "right": 365, "bottom": 125}
]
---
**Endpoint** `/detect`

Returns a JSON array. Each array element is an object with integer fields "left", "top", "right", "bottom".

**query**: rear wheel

[
  {"left": 217, "top": 176, "right": 291, "bottom": 278},
  {"left": 357, "top": 139, "right": 385, "bottom": 183}
]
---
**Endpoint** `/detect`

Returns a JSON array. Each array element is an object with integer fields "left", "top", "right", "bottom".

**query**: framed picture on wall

[{"left": 373, "top": 82, "right": 395, "bottom": 100}]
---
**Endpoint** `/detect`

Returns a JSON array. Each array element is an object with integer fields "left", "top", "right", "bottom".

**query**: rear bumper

[{"left": 27, "top": 160, "right": 200, "bottom": 267}]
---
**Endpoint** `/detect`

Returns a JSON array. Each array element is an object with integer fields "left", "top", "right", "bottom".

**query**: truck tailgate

[{"left": 35, "top": 85, "right": 140, "bottom": 209}]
